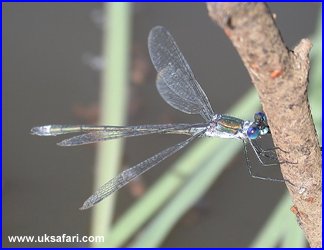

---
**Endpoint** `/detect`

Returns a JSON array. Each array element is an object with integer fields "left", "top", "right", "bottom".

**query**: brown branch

[{"left": 207, "top": 2, "right": 322, "bottom": 248}]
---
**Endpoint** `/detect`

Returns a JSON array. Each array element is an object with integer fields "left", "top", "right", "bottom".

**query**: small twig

[{"left": 207, "top": 2, "right": 321, "bottom": 248}]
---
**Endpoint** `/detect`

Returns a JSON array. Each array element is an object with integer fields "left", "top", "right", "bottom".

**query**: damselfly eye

[
  {"left": 247, "top": 125, "right": 260, "bottom": 140},
  {"left": 254, "top": 112, "right": 267, "bottom": 124}
]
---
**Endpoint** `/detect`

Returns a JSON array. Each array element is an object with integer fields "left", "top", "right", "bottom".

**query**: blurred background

[{"left": 3, "top": 2, "right": 322, "bottom": 247}]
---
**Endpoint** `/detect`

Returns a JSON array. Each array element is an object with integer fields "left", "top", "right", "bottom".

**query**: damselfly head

[
  {"left": 246, "top": 112, "right": 271, "bottom": 140},
  {"left": 248, "top": 112, "right": 270, "bottom": 139}
]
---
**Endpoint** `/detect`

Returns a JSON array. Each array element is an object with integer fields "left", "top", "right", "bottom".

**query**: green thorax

[{"left": 216, "top": 115, "right": 244, "bottom": 134}]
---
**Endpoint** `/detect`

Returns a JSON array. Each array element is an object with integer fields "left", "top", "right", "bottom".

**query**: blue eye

[
  {"left": 254, "top": 112, "right": 267, "bottom": 124},
  {"left": 247, "top": 125, "right": 260, "bottom": 140}
]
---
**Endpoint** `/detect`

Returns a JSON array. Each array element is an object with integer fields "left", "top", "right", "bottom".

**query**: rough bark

[{"left": 207, "top": 2, "right": 321, "bottom": 248}]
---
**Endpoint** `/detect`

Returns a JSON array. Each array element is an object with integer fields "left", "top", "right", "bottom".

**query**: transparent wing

[
  {"left": 148, "top": 26, "right": 214, "bottom": 121},
  {"left": 80, "top": 132, "right": 202, "bottom": 210},
  {"left": 156, "top": 75, "right": 203, "bottom": 114}
]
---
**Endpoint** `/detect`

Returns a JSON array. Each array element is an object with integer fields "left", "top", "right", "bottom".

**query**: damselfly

[{"left": 31, "top": 26, "right": 284, "bottom": 210}]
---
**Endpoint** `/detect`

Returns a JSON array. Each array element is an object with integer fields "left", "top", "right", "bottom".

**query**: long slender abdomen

[{"left": 30, "top": 125, "right": 89, "bottom": 136}]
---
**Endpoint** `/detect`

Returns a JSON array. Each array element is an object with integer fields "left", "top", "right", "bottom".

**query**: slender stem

[{"left": 90, "top": 3, "right": 131, "bottom": 247}]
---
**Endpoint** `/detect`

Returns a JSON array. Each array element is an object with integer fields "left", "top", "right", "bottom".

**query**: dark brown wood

[{"left": 207, "top": 2, "right": 321, "bottom": 247}]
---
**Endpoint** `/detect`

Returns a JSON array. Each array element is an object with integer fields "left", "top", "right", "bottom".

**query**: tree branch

[{"left": 207, "top": 2, "right": 321, "bottom": 247}]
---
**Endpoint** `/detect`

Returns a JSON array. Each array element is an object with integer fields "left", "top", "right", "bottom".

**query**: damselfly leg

[
  {"left": 243, "top": 140, "right": 286, "bottom": 183},
  {"left": 250, "top": 140, "right": 281, "bottom": 165}
]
